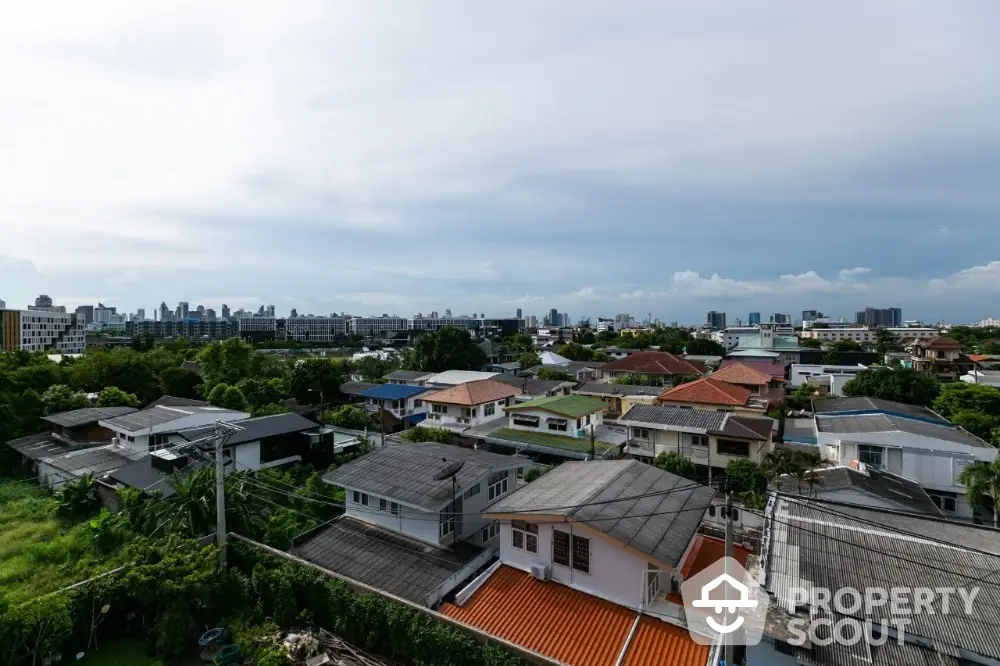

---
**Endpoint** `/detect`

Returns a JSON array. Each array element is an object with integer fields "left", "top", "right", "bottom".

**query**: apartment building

[
  {"left": 284, "top": 315, "right": 348, "bottom": 342},
  {"left": 410, "top": 316, "right": 477, "bottom": 332},
  {"left": 347, "top": 315, "right": 410, "bottom": 337},
  {"left": 799, "top": 327, "right": 876, "bottom": 343},
  {"left": 1, "top": 309, "right": 86, "bottom": 353}
]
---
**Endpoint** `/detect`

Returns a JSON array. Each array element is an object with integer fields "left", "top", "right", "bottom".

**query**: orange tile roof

[
  {"left": 680, "top": 535, "right": 752, "bottom": 580},
  {"left": 421, "top": 379, "right": 521, "bottom": 406},
  {"left": 601, "top": 351, "right": 704, "bottom": 376},
  {"left": 441, "top": 565, "right": 707, "bottom": 666},
  {"left": 657, "top": 377, "right": 752, "bottom": 407},
  {"left": 710, "top": 362, "right": 774, "bottom": 387}
]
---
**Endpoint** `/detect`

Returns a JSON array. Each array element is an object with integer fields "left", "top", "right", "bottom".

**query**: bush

[{"left": 399, "top": 426, "right": 454, "bottom": 444}]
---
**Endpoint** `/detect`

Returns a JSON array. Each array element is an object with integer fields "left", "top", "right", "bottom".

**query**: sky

[{"left": 2, "top": 1, "right": 1000, "bottom": 325}]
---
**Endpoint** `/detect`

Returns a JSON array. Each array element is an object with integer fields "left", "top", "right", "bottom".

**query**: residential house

[
  {"left": 573, "top": 382, "right": 662, "bottom": 418},
  {"left": 440, "top": 460, "right": 717, "bottom": 666},
  {"left": 423, "top": 370, "right": 499, "bottom": 389},
  {"left": 709, "top": 362, "right": 784, "bottom": 402},
  {"left": 382, "top": 370, "right": 434, "bottom": 386},
  {"left": 717, "top": 357, "right": 785, "bottom": 380},
  {"left": 799, "top": 327, "right": 876, "bottom": 344},
  {"left": 598, "top": 346, "right": 640, "bottom": 360},
  {"left": 98, "top": 404, "right": 251, "bottom": 455},
  {"left": 529, "top": 361, "right": 602, "bottom": 382},
  {"left": 339, "top": 381, "right": 376, "bottom": 401},
  {"left": 728, "top": 323, "right": 804, "bottom": 366},
  {"left": 504, "top": 395, "right": 606, "bottom": 438},
  {"left": 789, "top": 363, "right": 867, "bottom": 395},
  {"left": 656, "top": 376, "right": 769, "bottom": 413},
  {"left": 619, "top": 403, "right": 774, "bottom": 474},
  {"left": 421, "top": 379, "right": 520, "bottom": 430},
  {"left": 482, "top": 361, "right": 522, "bottom": 375},
  {"left": 774, "top": 464, "right": 943, "bottom": 516},
  {"left": 491, "top": 374, "right": 574, "bottom": 401},
  {"left": 292, "top": 443, "right": 524, "bottom": 607},
  {"left": 911, "top": 335, "right": 971, "bottom": 380},
  {"left": 359, "top": 384, "right": 433, "bottom": 429},
  {"left": 599, "top": 351, "right": 704, "bottom": 385},
  {"left": 763, "top": 497, "right": 1000, "bottom": 666},
  {"left": 811, "top": 397, "right": 998, "bottom": 519}
]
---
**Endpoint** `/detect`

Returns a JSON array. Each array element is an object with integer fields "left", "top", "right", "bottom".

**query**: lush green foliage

[
  {"left": 613, "top": 374, "right": 667, "bottom": 386},
  {"left": 41, "top": 384, "right": 89, "bottom": 414},
  {"left": 842, "top": 367, "right": 941, "bottom": 406},
  {"left": 399, "top": 426, "right": 454, "bottom": 444},
  {"left": 536, "top": 368, "right": 572, "bottom": 381},
  {"left": 947, "top": 326, "right": 1000, "bottom": 352},
  {"left": 831, "top": 339, "right": 864, "bottom": 352},
  {"left": 517, "top": 351, "right": 540, "bottom": 370},
  {"left": 157, "top": 366, "right": 202, "bottom": 399},
  {"left": 874, "top": 329, "right": 903, "bottom": 356},
  {"left": 653, "top": 452, "right": 697, "bottom": 480},
  {"left": 198, "top": 338, "right": 255, "bottom": 388},
  {"left": 596, "top": 327, "right": 692, "bottom": 353},
  {"left": 404, "top": 326, "right": 487, "bottom": 373},
  {"left": 323, "top": 405, "right": 378, "bottom": 431},
  {"left": 557, "top": 343, "right": 600, "bottom": 362},
  {"left": 933, "top": 382, "right": 1000, "bottom": 443},
  {"left": 289, "top": 358, "right": 350, "bottom": 405},
  {"left": 959, "top": 459, "right": 1000, "bottom": 524},
  {"left": 96, "top": 387, "right": 141, "bottom": 408},
  {"left": 685, "top": 338, "right": 726, "bottom": 356},
  {"left": 797, "top": 337, "right": 823, "bottom": 349}
]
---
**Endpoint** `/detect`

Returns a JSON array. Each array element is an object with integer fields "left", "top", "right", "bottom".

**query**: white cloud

[
  {"left": 928, "top": 261, "right": 1000, "bottom": 294},
  {"left": 838, "top": 267, "right": 872, "bottom": 280}
]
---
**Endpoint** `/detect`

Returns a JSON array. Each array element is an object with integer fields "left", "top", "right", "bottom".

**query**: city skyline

[{"left": 2, "top": 4, "right": 1000, "bottom": 323}]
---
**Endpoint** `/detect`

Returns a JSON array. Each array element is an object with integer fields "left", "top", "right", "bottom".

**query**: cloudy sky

[{"left": 2, "top": 1, "right": 999, "bottom": 324}]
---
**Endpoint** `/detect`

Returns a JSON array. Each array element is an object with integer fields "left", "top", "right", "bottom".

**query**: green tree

[
  {"left": 950, "top": 411, "right": 1000, "bottom": 442},
  {"left": 406, "top": 326, "right": 487, "bottom": 372},
  {"left": 253, "top": 403, "right": 291, "bottom": 417},
  {"left": 959, "top": 459, "right": 1000, "bottom": 526},
  {"left": 70, "top": 349, "right": 162, "bottom": 403},
  {"left": 578, "top": 331, "right": 596, "bottom": 345},
  {"left": 96, "top": 386, "right": 141, "bottom": 408},
  {"left": 504, "top": 333, "right": 533, "bottom": 353},
  {"left": 221, "top": 386, "right": 248, "bottom": 411},
  {"left": 933, "top": 382, "right": 1000, "bottom": 420},
  {"left": 536, "top": 368, "right": 572, "bottom": 381},
  {"left": 798, "top": 337, "right": 823, "bottom": 349},
  {"left": 239, "top": 377, "right": 289, "bottom": 409},
  {"left": 518, "top": 351, "right": 541, "bottom": 371},
  {"left": 289, "top": 358, "right": 349, "bottom": 405},
  {"left": 725, "top": 459, "right": 767, "bottom": 494},
  {"left": 158, "top": 366, "right": 203, "bottom": 399},
  {"left": 831, "top": 339, "right": 864, "bottom": 352},
  {"left": 558, "top": 343, "right": 595, "bottom": 362},
  {"left": 207, "top": 382, "right": 231, "bottom": 407},
  {"left": 40, "top": 384, "right": 89, "bottom": 414},
  {"left": 875, "top": 328, "right": 903, "bottom": 356},
  {"left": 842, "top": 368, "right": 941, "bottom": 406},
  {"left": 354, "top": 355, "right": 398, "bottom": 382},
  {"left": 324, "top": 405, "right": 377, "bottom": 431},
  {"left": 399, "top": 426, "right": 454, "bottom": 444},
  {"left": 685, "top": 338, "right": 726, "bottom": 356},
  {"left": 653, "top": 452, "right": 697, "bottom": 480},
  {"left": 198, "top": 338, "right": 255, "bottom": 388}
]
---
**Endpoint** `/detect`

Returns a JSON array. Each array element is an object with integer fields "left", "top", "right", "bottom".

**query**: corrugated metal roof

[
  {"left": 816, "top": 413, "right": 990, "bottom": 446},
  {"left": 339, "top": 381, "right": 377, "bottom": 396},
  {"left": 775, "top": 467, "right": 942, "bottom": 516},
  {"left": 100, "top": 405, "right": 237, "bottom": 432},
  {"left": 383, "top": 370, "right": 433, "bottom": 381},
  {"left": 178, "top": 412, "right": 318, "bottom": 446},
  {"left": 41, "top": 406, "right": 137, "bottom": 428},
  {"left": 812, "top": 397, "right": 946, "bottom": 422},
  {"left": 441, "top": 565, "right": 708, "bottom": 666},
  {"left": 359, "top": 384, "right": 432, "bottom": 400},
  {"left": 620, "top": 404, "right": 726, "bottom": 430},
  {"left": 575, "top": 382, "right": 663, "bottom": 397}
]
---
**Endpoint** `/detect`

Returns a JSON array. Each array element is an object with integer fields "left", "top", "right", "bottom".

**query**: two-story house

[
  {"left": 656, "top": 376, "right": 769, "bottom": 413},
  {"left": 382, "top": 370, "right": 434, "bottom": 386},
  {"left": 910, "top": 336, "right": 970, "bottom": 381},
  {"left": 573, "top": 383, "right": 662, "bottom": 419},
  {"left": 503, "top": 395, "right": 607, "bottom": 438},
  {"left": 440, "top": 460, "right": 716, "bottom": 666},
  {"left": 98, "top": 404, "right": 250, "bottom": 454},
  {"left": 811, "top": 397, "right": 998, "bottom": 520},
  {"left": 619, "top": 403, "right": 774, "bottom": 477},
  {"left": 709, "top": 362, "right": 785, "bottom": 403},
  {"left": 599, "top": 351, "right": 704, "bottom": 385},
  {"left": 359, "top": 383, "right": 434, "bottom": 428},
  {"left": 292, "top": 443, "right": 525, "bottom": 607},
  {"left": 421, "top": 379, "right": 520, "bottom": 431}
]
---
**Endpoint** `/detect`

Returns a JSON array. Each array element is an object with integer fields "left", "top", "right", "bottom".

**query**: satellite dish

[{"left": 434, "top": 460, "right": 465, "bottom": 481}]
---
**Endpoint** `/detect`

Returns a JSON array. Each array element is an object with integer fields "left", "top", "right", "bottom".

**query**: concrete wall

[
  {"left": 507, "top": 408, "right": 603, "bottom": 438},
  {"left": 426, "top": 399, "right": 510, "bottom": 429},
  {"left": 344, "top": 494, "right": 443, "bottom": 546},
  {"left": 631, "top": 427, "right": 771, "bottom": 467}
]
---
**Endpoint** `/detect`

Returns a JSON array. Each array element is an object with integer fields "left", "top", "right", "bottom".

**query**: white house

[
  {"left": 98, "top": 404, "right": 251, "bottom": 454},
  {"left": 503, "top": 395, "right": 606, "bottom": 438},
  {"left": 421, "top": 379, "right": 521, "bottom": 430},
  {"left": 358, "top": 383, "right": 434, "bottom": 422},
  {"left": 811, "top": 398, "right": 998, "bottom": 519},
  {"left": 790, "top": 363, "right": 867, "bottom": 396}
]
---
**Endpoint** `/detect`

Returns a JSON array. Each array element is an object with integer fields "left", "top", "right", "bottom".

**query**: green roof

[
  {"left": 504, "top": 395, "right": 606, "bottom": 418},
  {"left": 490, "top": 427, "right": 614, "bottom": 455}
]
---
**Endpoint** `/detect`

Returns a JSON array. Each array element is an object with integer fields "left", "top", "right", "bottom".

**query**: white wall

[
  {"left": 425, "top": 399, "right": 511, "bottom": 428},
  {"left": 344, "top": 494, "right": 443, "bottom": 545},
  {"left": 232, "top": 441, "right": 261, "bottom": 471},
  {"left": 497, "top": 519, "right": 665, "bottom": 610},
  {"left": 507, "top": 408, "right": 603, "bottom": 438},
  {"left": 628, "top": 426, "right": 771, "bottom": 467},
  {"left": 790, "top": 364, "right": 865, "bottom": 388}
]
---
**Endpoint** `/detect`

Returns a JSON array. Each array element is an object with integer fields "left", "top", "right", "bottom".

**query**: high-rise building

[
  {"left": 856, "top": 307, "right": 903, "bottom": 328},
  {"left": 0, "top": 298, "right": 5, "bottom": 309},
  {"left": 748, "top": 312, "right": 761, "bottom": 325},
  {"left": 74, "top": 305, "right": 94, "bottom": 325},
  {"left": 801, "top": 310, "right": 824, "bottom": 323},
  {"left": 266, "top": 305, "right": 276, "bottom": 317},
  {"left": 205, "top": 309, "right": 216, "bottom": 322},
  {"left": 770, "top": 313, "right": 791, "bottom": 325},
  {"left": 135, "top": 309, "right": 145, "bottom": 322},
  {"left": 159, "top": 302, "right": 171, "bottom": 322},
  {"left": 27, "top": 294, "right": 66, "bottom": 313},
  {"left": 290, "top": 308, "right": 298, "bottom": 317},
  {"left": 34, "top": 295, "right": 52, "bottom": 308},
  {"left": 179, "top": 302, "right": 190, "bottom": 320},
  {"left": 707, "top": 311, "right": 727, "bottom": 330},
  {"left": 1, "top": 309, "right": 85, "bottom": 353},
  {"left": 221, "top": 304, "right": 230, "bottom": 319},
  {"left": 548, "top": 308, "right": 559, "bottom": 327},
  {"left": 516, "top": 308, "right": 522, "bottom": 320}
]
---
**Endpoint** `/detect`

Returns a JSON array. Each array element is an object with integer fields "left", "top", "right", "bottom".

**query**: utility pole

[
  {"left": 589, "top": 423, "right": 596, "bottom": 461},
  {"left": 723, "top": 483, "right": 735, "bottom": 666},
  {"left": 213, "top": 422, "right": 241, "bottom": 570}
]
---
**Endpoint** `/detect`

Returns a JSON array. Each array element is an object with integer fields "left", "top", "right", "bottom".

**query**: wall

[
  {"left": 232, "top": 441, "right": 261, "bottom": 471},
  {"left": 790, "top": 364, "right": 865, "bottom": 388},
  {"left": 344, "top": 493, "right": 444, "bottom": 546},
  {"left": 425, "top": 399, "right": 510, "bottom": 429},
  {"left": 630, "top": 427, "right": 771, "bottom": 467},
  {"left": 497, "top": 519, "right": 663, "bottom": 610},
  {"left": 507, "top": 408, "right": 603, "bottom": 439}
]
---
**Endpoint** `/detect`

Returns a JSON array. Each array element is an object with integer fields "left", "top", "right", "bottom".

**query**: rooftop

[
  {"left": 178, "top": 412, "right": 319, "bottom": 446},
  {"left": 811, "top": 396, "right": 947, "bottom": 423},
  {"left": 293, "top": 516, "right": 484, "bottom": 606},
  {"left": 775, "top": 466, "right": 942, "bottom": 515},
  {"left": 679, "top": 535, "right": 752, "bottom": 580},
  {"left": 41, "top": 406, "right": 138, "bottom": 428},
  {"left": 383, "top": 370, "right": 434, "bottom": 382},
  {"left": 421, "top": 379, "right": 520, "bottom": 406},
  {"left": 424, "top": 370, "right": 499, "bottom": 386},
  {"left": 575, "top": 382, "right": 663, "bottom": 397},
  {"left": 100, "top": 405, "right": 243, "bottom": 432},
  {"left": 733, "top": 333, "right": 802, "bottom": 350},
  {"left": 359, "top": 384, "right": 433, "bottom": 400},
  {"left": 914, "top": 335, "right": 962, "bottom": 350},
  {"left": 148, "top": 395, "right": 210, "bottom": 408},
  {"left": 491, "top": 374, "right": 573, "bottom": 396},
  {"left": 767, "top": 497, "right": 1000, "bottom": 664},
  {"left": 657, "top": 377, "right": 752, "bottom": 407},
  {"left": 504, "top": 395, "right": 606, "bottom": 418},
  {"left": 709, "top": 362, "right": 776, "bottom": 386},
  {"left": 600, "top": 351, "right": 703, "bottom": 376},
  {"left": 620, "top": 404, "right": 774, "bottom": 440},
  {"left": 40, "top": 443, "right": 141, "bottom": 477},
  {"left": 725, "top": 350, "right": 780, "bottom": 358},
  {"left": 486, "top": 460, "right": 715, "bottom": 568},
  {"left": 6, "top": 432, "right": 90, "bottom": 461},
  {"left": 322, "top": 443, "right": 521, "bottom": 511},
  {"left": 718, "top": 358, "right": 786, "bottom": 380},
  {"left": 339, "top": 381, "right": 377, "bottom": 397},
  {"left": 816, "top": 413, "right": 990, "bottom": 447},
  {"left": 486, "top": 426, "right": 624, "bottom": 459},
  {"left": 441, "top": 565, "right": 708, "bottom": 666}
]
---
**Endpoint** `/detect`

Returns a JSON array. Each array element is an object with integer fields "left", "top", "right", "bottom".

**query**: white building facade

[{"left": 1, "top": 309, "right": 86, "bottom": 353}]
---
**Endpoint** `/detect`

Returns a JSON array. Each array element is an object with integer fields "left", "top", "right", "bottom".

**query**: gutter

[{"left": 613, "top": 611, "right": 643, "bottom": 666}]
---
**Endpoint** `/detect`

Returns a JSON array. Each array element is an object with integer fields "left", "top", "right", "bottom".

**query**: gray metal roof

[
  {"left": 101, "top": 405, "right": 237, "bottom": 432},
  {"left": 178, "top": 412, "right": 318, "bottom": 446},
  {"left": 767, "top": 498, "right": 1000, "bottom": 663},
  {"left": 40, "top": 444, "right": 137, "bottom": 477},
  {"left": 816, "top": 413, "right": 990, "bottom": 446},
  {"left": 292, "top": 516, "right": 484, "bottom": 605},
  {"left": 322, "top": 443, "right": 522, "bottom": 511},
  {"left": 620, "top": 403, "right": 726, "bottom": 430},
  {"left": 41, "top": 406, "right": 138, "bottom": 428},
  {"left": 811, "top": 396, "right": 945, "bottom": 421},
  {"left": 486, "top": 460, "right": 715, "bottom": 567},
  {"left": 6, "top": 433, "right": 84, "bottom": 461},
  {"left": 775, "top": 467, "right": 942, "bottom": 516},
  {"left": 575, "top": 382, "right": 663, "bottom": 397},
  {"left": 149, "top": 395, "right": 209, "bottom": 408},
  {"left": 383, "top": 370, "right": 433, "bottom": 381},
  {"left": 491, "top": 374, "right": 572, "bottom": 396},
  {"left": 340, "top": 381, "right": 377, "bottom": 396}
]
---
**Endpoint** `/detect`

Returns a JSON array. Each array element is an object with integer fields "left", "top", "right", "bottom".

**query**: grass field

[
  {"left": 491, "top": 427, "right": 614, "bottom": 454},
  {"left": 0, "top": 479, "right": 111, "bottom": 605}
]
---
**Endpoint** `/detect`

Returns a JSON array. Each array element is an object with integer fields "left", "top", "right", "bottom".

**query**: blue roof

[
  {"left": 359, "top": 384, "right": 430, "bottom": 400},
  {"left": 404, "top": 413, "right": 427, "bottom": 424}
]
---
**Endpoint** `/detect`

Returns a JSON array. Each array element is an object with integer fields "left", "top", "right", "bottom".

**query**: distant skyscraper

[
  {"left": 0, "top": 298, "right": 5, "bottom": 309},
  {"left": 179, "top": 302, "right": 189, "bottom": 320},
  {"left": 748, "top": 312, "right": 761, "bottom": 325},
  {"left": 27, "top": 294, "right": 66, "bottom": 313},
  {"left": 290, "top": 308, "right": 298, "bottom": 317},
  {"left": 770, "top": 313, "right": 791, "bottom": 325},
  {"left": 561, "top": 312, "right": 570, "bottom": 327},
  {"left": 707, "top": 311, "right": 727, "bottom": 330},
  {"left": 266, "top": 305, "right": 275, "bottom": 317},
  {"left": 516, "top": 308, "right": 522, "bottom": 320},
  {"left": 856, "top": 307, "right": 902, "bottom": 328},
  {"left": 801, "top": 310, "right": 823, "bottom": 322},
  {"left": 75, "top": 305, "right": 94, "bottom": 325},
  {"left": 135, "top": 308, "right": 145, "bottom": 322},
  {"left": 205, "top": 309, "right": 217, "bottom": 322},
  {"left": 548, "top": 308, "right": 559, "bottom": 327},
  {"left": 34, "top": 295, "right": 52, "bottom": 308},
  {"left": 159, "top": 302, "right": 171, "bottom": 322},
  {"left": 221, "top": 304, "right": 230, "bottom": 319}
]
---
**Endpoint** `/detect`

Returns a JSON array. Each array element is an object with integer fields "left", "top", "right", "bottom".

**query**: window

[
  {"left": 512, "top": 520, "right": 538, "bottom": 553},
  {"left": 413, "top": 399, "right": 422, "bottom": 408},
  {"left": 717, "top": 440, "right": 750, "bottom": 457},
  {"left": 553, "top": 530, "right": 589, "bottom": 572},
  {"left": 858, "top": 444, "right": 884, "bottom": 467},
  {"left": 488, "top": 472, "right": 508, "bottom": 501},
  {"left": 547, "top": 418, "right": 568, "bottom": 432},
  {"left": 731, "top": 508, "right": 740, "bottom": 522},
  {"left": 481, "top": 521, "right": 500, "bottom": 543},
  {"left": 708, "top": 505, "right": 716, "bottom": 517},
  {"left": 379, "top": 498, "right": 388, "bottom": 512},
  {"left": 463, "top": 483, "right": 480, "bottom": 499},
  {"left": 440, "top": 508, "right": 455, "bottom": 537},
  {"left": 930, "top": 494, "right": 957, "bottom": 513},
  {"left": 432, "top": 404, "right": 446, "bottom": 414},
  {"left": 513, "top": 415, "right": 539, "bottom": 427},
  {"left": 390, "top": 501, "right": 400, "bottom": 516},
  {"left": 576, "top": 419, "right": 581, "bottom": 429},
  {"left": 586, "top": 415, "right": 591, "bottom": 425},
  {"left": 646, "top": 566, "right": 660, "bottom": 602},
  {"left": 631, "top": 427, "right": 650, "bottom": 439},
  {"left": 691, "top": 434, "right": 708, "bottom": 447},
  {"left": 484, "top": 403, "right": 495, "bottom": 417},
  {"left": 360, "top": 493, "right": 369, "bottom": 507},
  {"left": 352, "top": 491, "right": 360, "bottom": 504}
]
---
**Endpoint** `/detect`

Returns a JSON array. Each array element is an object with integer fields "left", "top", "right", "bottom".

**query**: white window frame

[
  {"left": 511, "top": 520, "right": 538, "bottom": 553},
  {"left": 379, "top": 498, "right": 388, "bottom": 512},
  {"left": 488, "top": 472, "right": 508, "bottom": 501},
  {"left": 631, "top": 427, "right": 650, "bottom": 439},
  {"left": 440, "top": 508, "right": 455, "bottom": 537},
  {"left": 484, "top": 402, "right": 495, "bottom": 417},
  {"left": 481, "top": 521, "right": 500, "bottom": 543},
  {"left": 858, "top": 444, "right": 884, "bottom": 467}
]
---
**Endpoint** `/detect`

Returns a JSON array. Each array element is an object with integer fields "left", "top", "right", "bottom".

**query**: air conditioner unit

[{"left": 529, "top": 564, "right": 550, "bottom": 581}]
